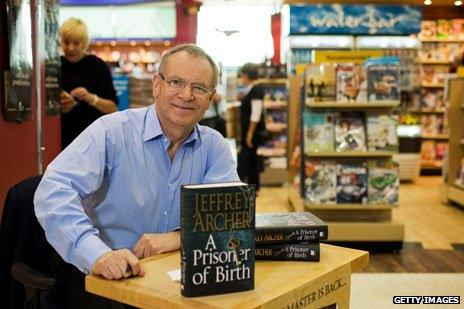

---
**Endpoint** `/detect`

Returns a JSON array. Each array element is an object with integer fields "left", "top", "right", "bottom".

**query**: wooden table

[{"left": 86, "top": 244, "right": 368, "bottom": 308}]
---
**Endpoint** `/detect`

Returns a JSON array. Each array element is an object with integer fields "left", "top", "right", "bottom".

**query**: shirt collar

[{"left": 143, "top": 105, "right": 200, "bottom": 145}]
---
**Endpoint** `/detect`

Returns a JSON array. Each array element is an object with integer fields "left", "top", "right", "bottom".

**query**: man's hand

[
  {"left": 91, "top": 249, "right": 144, "bottom": 280},
  {"left": 132, "top": 232, "right": 180, "bottom": 259}
]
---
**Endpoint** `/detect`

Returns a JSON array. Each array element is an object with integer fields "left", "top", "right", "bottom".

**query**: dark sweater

[{"left": 60, "top": 55, "right": 118, "bottom": 148}]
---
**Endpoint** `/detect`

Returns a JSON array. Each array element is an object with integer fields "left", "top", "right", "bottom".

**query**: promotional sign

[
  {"left": 113, "top": 74, "right": 130, "bottom": 110},
  {"left": 5, "top": 0, "right": 33, "bottom": 122},
  {"left": 290, "top": 4, "right": 422, "bottom": 35},
  {"left": 44, "top": 0, "right": 61, "bottom": 116},
  {"left": 314, "top": 50, "right": 384, "bottom": 64}
]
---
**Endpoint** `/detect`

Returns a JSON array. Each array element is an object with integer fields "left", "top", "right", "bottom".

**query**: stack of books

[{"left": 255, "top": 212, "right": 328, "bottom": 262}]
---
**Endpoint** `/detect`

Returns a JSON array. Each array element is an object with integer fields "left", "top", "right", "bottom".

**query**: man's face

[{"left": 153, "top": 52, "right": 215, "bottom": 130}]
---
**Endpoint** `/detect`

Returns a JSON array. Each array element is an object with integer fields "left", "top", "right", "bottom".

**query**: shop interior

[{"left": 1, "top": 0, "right": 464, "bottom": 307}]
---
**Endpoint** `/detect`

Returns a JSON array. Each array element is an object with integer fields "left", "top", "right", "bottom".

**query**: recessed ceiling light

[
  {"left": 424, "top": 0, "right": 432, "bottom": 5},
  {"left": 455, "top": 0, "right": 462, "bottom": 6}
]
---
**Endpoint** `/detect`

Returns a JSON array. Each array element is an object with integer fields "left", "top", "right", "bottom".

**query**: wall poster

[{"left": 44, "top": 0, "right": 61, "bottom": 115}]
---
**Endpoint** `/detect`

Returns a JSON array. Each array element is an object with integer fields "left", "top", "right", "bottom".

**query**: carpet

[{"left": 350, "top": 273, "right": 464, "bottom": 308}]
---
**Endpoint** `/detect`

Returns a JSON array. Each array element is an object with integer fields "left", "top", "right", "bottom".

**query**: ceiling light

[
  {"left": 424, "top": 0, "right": 432, "bottom": 5},
  {"left": 455, "top": 0, "right": 462, "bottom": 6}
]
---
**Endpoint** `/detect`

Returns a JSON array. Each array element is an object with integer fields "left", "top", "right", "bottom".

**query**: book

[
  {"left": 304, "top": 159, "right": 337, "bottom": 205},
  {"left": 336, "top": 64, "right": 366, "bottom": 102},
  {"left": 255, "top": 243, "right": 320, "bottom": 262},
  {"left": 306, "top": 63, "right": 336, "bottom": 102},
  {"left": 334, "top": 112, "right": 366, "bottom": 152},
  {"left": 367, "top": 115, "right": 398, "bottom": 152},
  {"left": 368, "top": 161, "right": 399, "bottom": 205},
  {"left": 180, "top": 182, "right": 256, "bottom": 297},
  {"left": 337, "top": 164, "right": 368, "bottom": 204},
  {"left": 367, "top": 64, "right": 399, "bottom": 101},
  {"left": 303, "top": 111, "right": 335, "bottom": 153},
  {"left": 255, "top": 212, "right": 328, "bottom": 244}
]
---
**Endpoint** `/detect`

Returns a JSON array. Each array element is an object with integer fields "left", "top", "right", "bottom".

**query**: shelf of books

[
  {"left": 445, "top": 77, "right": 464, "bottom": 209},
  {"left": 294, "top": 53, "right": 404, "bottom": 248},
  {"left": 257, "top": 80, "right": 289, "bottom": 185},
  {"left": 417, "top": 19, "right": 463, "bottom": 173}
]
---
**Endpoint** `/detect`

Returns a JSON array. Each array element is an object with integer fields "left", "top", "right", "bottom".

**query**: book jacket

[
  {"left": 181, "top": 182, "right": 256, "bottom": 297},
  {"left": 256, "top": 243, "right": 320, "bottom": 261},
  {"left": 255, "top": 212, "right": 328, "bottom": 244}
]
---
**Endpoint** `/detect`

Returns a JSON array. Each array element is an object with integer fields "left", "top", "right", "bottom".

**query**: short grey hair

[{"left": 158, "top": 44, "right": 219, "bottom": 88}]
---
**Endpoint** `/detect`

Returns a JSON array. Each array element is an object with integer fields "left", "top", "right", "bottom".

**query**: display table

[{"left": 86, "top": 244, "right": 368, "bottom": 308}]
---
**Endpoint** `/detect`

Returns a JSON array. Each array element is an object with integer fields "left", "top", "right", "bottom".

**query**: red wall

[{"left": 0, "top": 1, "right": 61, "bottom": 215}]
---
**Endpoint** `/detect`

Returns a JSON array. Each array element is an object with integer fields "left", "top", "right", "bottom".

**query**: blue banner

[
  {"left": 112, "top": 75, "right": 130, "bottom": 110},
  {"left": 60, "top": 0, "right": 158, "bottom": 5},
  {"left": 290, "top": 4, "right": 422, "bottom": 35}
]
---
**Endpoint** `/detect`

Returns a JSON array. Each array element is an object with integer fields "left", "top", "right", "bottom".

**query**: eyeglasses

[{"left": 158, "top": 73, "right": 213, "bottom": 97}]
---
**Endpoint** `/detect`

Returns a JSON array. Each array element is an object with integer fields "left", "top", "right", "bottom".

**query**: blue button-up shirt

[{"left": 34, "top": 105, "right": 239, "bottom": 273}]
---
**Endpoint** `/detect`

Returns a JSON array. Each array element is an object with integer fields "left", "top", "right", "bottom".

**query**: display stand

[
  {"left": 445, "top": 77, "right": 464, "bottom": 209},
  {"left": 86, "top": 245, "right": 368, "bottom": 309}
]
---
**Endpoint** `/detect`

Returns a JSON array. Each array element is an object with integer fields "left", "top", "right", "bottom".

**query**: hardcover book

[
  {"left": 255, "top": 212, "right": 328, "bottom": 244},
  {"left": 180, "top": 182, "right": 256, "bottom": 297},
  {"left": 304, "top": 159, "right": 337, "bottom": 205},
  {"left": 334, "top": 112, "right": 367, "bottom": 152},
  {"left": 256, "top": 243, "right": 320, "bottom": 262},
  {"left": 367, "top": 161, "right": 399, "bottom": 205},
  {"left": 367, "top": 115, "right": 398, "bottom": 152},
  {"left": 337, "top": 164, "right": 368, "bottom": 204},
  {"left": 303, "top": 111, "right": 335, "bottom": 154}
]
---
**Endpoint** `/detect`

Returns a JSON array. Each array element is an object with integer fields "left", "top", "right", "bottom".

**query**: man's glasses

[{"left": 158, "top": 73, "right": 213, "bottom": 97}]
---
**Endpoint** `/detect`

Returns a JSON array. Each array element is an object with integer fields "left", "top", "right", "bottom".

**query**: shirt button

[
  {"left": 169, "top": 183, "right": 174, "bottom": 189},
  {"left": 164, "top": 211, "right": 168, "bottom": 216}
]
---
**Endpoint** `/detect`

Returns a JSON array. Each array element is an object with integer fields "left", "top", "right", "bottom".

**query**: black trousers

[{"left": 238, "top": 143, "right": 260, "bottom": 191}]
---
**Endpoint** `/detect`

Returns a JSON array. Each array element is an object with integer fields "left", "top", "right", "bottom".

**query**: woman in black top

[
  {"left": 238, "top": 63, "right": 265, "bottom": 191},
  {"left": 60, "top": 18, "right": 118, "bottom": 148}
]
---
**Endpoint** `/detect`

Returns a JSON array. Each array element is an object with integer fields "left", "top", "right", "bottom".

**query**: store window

[{"left": 197, "top": 2, "right": 275, "bottom": 66}]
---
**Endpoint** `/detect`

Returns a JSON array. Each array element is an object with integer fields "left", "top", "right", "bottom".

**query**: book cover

[
  {"left": 337, "top": 164, "right": 368, "bottom": 204},
  {"left": 368, "top": 161, "right": 399, "bottom": 205},
  {"left": 303, "top": 111, "right": 335, "bottom": 154},
  {"left": 255, "top": 212, "right": 328, "bottom": 244},
  {"left": 304, "top": 159, "right": 337, "bottom": 205},
  {"left": 336, "top": 64, "right": 366, "bottom": 102},
  {"left": 334, "top": 112, "right": 367, "bottom": 152},
  {"left": 367, "top": 64, "right": 399, "bottom": 101},
  {"left": 256, "top": 243, "right": 320, "bottom": 262},
  {"left": 367, "top": 115, "right": 398, "bottom": 152},
  {"left": 180, "top": 182, "right": 256, "bottom": 297},
  {"left": 306, "top": 63, "right": 336, "bottom": 102}
]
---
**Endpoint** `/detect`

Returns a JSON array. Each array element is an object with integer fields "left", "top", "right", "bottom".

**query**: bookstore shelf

[
  {"left": 421, "top": 83, "right": 445, "bottom": 88},
  {"left": 420, "top": 38, "right": 464, "bottom": 43},
  {"left": 305, "top": 101, "right": 400, "bottom": 108},
  {"left": 305, "top": 151, "right": 395, "bottom": 157},
  {"left": 420, "top": 60, "right": 453, "bottom": 65},
  {"left": 304, "top": 204, "right": 393, "bottom": 210},
  {"left": 417, "top": 110, "right": 447, "bottom": 114},
  {"left": 264, "top": 101, "right": 287, "bottom": 109},
  {"left": 421, "top": 134, "right": 449, "bottom": 140},
  {"left": 444, "top": 78, "right": 464, "bottom": 208}
]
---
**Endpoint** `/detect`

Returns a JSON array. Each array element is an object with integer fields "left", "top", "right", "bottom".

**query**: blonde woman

[{"left": 60, "top": 18, "right": 118, "bottom": 148}]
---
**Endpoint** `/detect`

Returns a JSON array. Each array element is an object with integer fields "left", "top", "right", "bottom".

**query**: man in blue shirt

[{"left": 34, "top": 44, "right": 239, "bottom": 282}]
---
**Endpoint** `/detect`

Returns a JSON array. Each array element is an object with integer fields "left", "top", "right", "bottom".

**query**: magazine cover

[
  {"left": 367, "top": 64, "right": 399, "bottom": 101},
  {"left": 303, "top": 111, "right": 335, "bottom": 153},
  {"left": 421, "top": 114, "right": 438, "bottom": 136},
  {"left": 306, "top": 63, "right": 336, "bottom": 102},
  {"left": 368, "top": 161, "right": 399, "bottom": 205},
  {"left": 334, "top": 112, "right": 366, "bottom": 152},
  {"left": 304, "top": 160, "right": 337, "bottom": 205},
  {"left": 336, "top": 164, "right": 368, "bottom": 204},
  {"left": 367, "top": 115, "right": 398, "bottom": 152},
  {"left": 421, "top": 89, "right": 446, "bottom": 111},
  {"left": 336, "top": 64, "right": 367, "bottom": 103}
]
